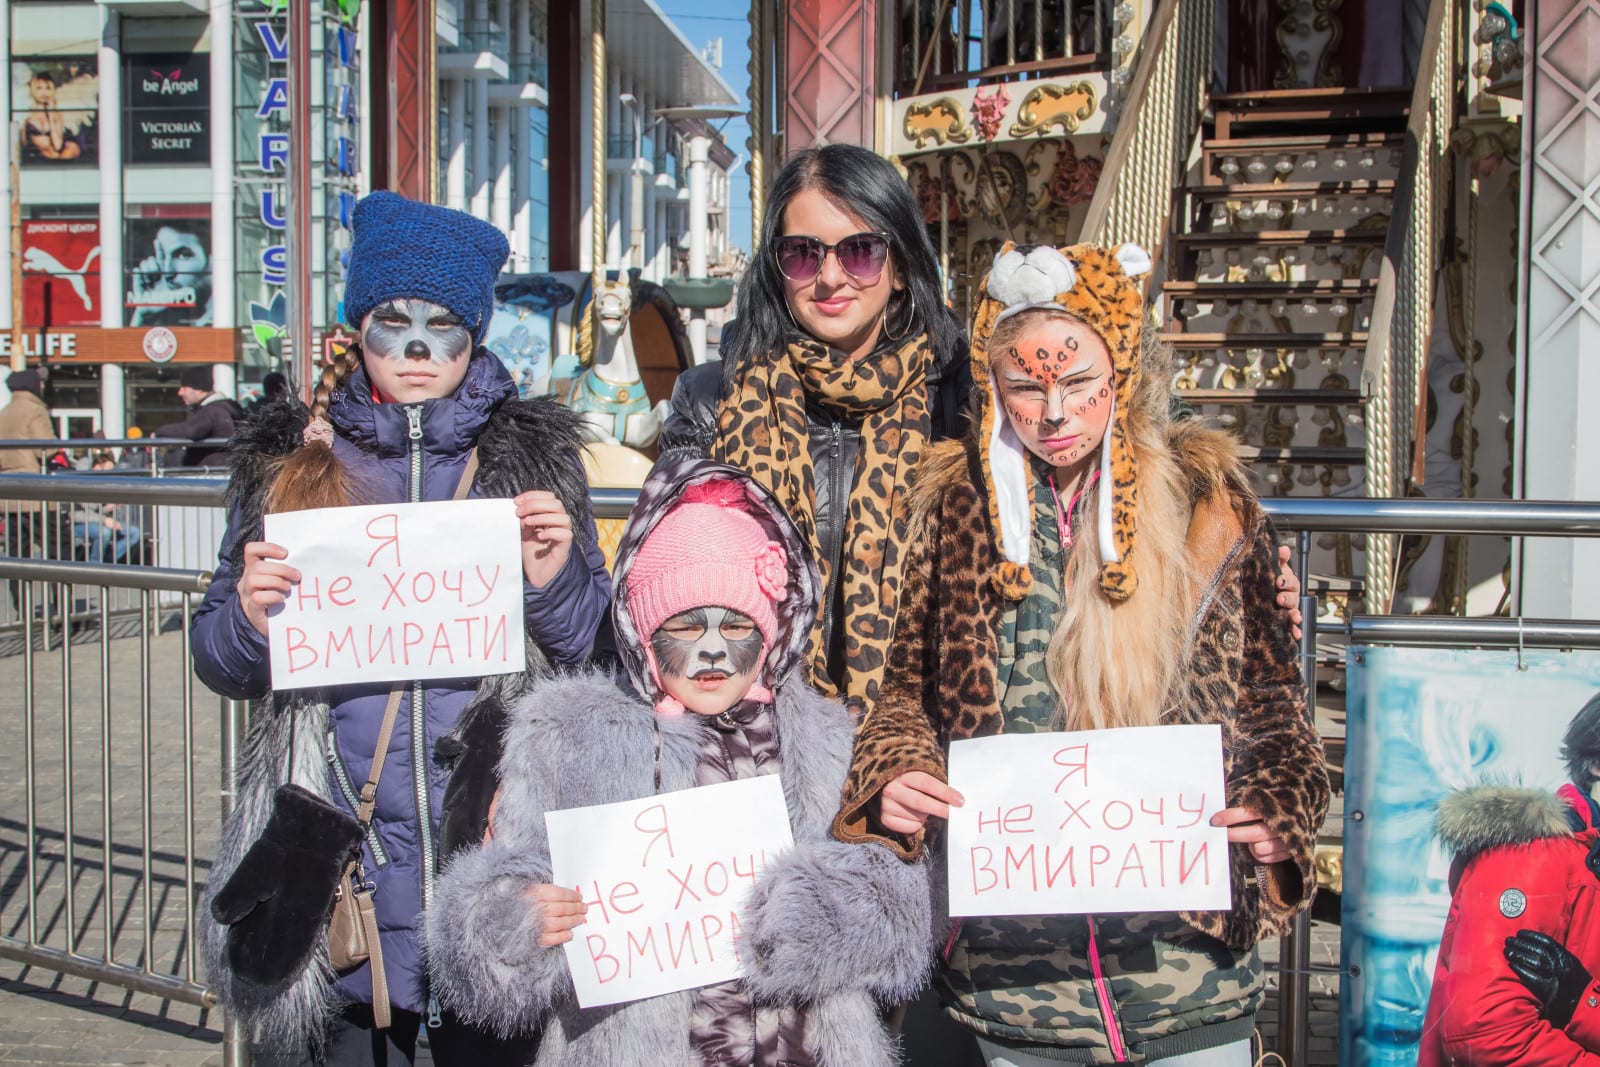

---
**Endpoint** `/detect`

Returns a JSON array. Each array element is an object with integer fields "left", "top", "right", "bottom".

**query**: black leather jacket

[{"left": 658, "top": 346, "right": 973, "bottom": 686}]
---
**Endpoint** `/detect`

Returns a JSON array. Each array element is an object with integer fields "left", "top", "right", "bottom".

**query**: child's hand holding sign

[{"left": 515, "top": 490, "right": 574, "bottom": 588}]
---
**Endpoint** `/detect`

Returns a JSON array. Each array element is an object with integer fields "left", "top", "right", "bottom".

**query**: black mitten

[
  {"left": 1505, "top": 928, "right": 1592, "bottom": 1029},
  {"left": 210, "top": 784, "right": 361, "bottom": 989},
  {"left": 435, "top": 695, "right": 508, "bottom": 860}
]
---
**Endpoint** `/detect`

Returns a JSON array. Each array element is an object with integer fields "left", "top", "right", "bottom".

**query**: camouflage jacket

[{"left": 834, "top": 426, "right": 1330, "bottom": 1060}]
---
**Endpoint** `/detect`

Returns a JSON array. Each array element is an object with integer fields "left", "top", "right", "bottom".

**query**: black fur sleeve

[{"left": 476, "top": 396, "right": 596, "bottom": 550}]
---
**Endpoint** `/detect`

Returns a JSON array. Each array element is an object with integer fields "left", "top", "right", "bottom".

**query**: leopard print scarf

[{"left": 714, "top": 333, "right": 933, "bottom": 705}]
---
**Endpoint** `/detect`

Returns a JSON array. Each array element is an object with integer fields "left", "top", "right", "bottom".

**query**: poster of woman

[{"left": 11, "top": 58, "right": 98, "bottom": 165}]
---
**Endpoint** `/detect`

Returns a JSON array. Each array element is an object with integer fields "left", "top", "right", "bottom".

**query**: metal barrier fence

[
  {"left": 0, "top": 474, "right": 230, "bottom": 632},
  {"left": 1266, "top": 495, "right": 1600, "bottom": 1066},
  {"left": 0, "top": 554, "right": 246, "bottom": 1058},
  {"left": 1, "top": 477, "right": 1599, "bottom": 1067},
  {"left": 0, "top": 437, "right": 231, "bottom": 476}
]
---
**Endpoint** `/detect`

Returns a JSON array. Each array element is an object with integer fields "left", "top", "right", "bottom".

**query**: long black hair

[
  {"left": 727, "top": 144, "right": 961, "bottom": 369},
  {"left": 1563, "top": 690, "right": 1600, "bottom": 790}
]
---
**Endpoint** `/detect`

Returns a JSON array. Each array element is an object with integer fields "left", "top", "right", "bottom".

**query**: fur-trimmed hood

[
  {"left": 609, "top": 457, "right": 821, "bottom": 700},
  {"left": 1435, "top": 784, "right": 1582, "bottom": 863},
  {"left": 225, "top": 354, "right": 593, "bottom": 552}
]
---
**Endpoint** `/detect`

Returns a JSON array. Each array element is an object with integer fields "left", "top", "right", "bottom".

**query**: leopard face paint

[
  {"left": 361, "top": 298, "right": 474, "bottom": 403},
  {"left": 991, "top": 314, "right": 1115, "bottom": 473},
  {"left": 651, "top": 606, "right": 766, "bottom": 716}
]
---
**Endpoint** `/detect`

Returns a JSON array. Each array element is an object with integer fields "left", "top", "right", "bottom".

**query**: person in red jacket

[{"left": 1420, "top": 691, "right": 1600, "bottom": 1065}]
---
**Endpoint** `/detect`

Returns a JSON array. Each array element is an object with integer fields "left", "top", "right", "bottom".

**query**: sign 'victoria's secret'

[{"left": 123, "top": 52, "right": 211, "bottom": 164}]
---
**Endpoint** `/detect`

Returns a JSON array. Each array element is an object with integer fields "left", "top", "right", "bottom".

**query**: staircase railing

[
  {"left": 1359, "top": 0, "right": 1456, "bottom": 612},
  {"left": 1078, "top": 0, "right": 1212, "bottom": 260}
]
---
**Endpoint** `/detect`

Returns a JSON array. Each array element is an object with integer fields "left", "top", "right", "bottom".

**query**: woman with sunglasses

[{"left": 662, "top": 143, "right": 969, "bottom": 710}]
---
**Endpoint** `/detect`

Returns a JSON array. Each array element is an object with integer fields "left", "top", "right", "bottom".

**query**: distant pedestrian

[
  {"left": 152, "top": 365, "right": 244, "bottom": 466},
  {"left": 245, "top": 371, "right": 290, "bottom": 415},
  {"left": 71, "top": 454, "right": 143, "bottom": 562},
  {"left": 0, "top": 368, "right": 70, "bottom": 607}
]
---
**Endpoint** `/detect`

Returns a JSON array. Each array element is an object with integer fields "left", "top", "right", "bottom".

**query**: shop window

[
  {"left": 123, "top": 204, "right": 214, "bottom": 328},
  {"left": 21, "top": 208, "right": 101, "bottom": 329},
  {"left": 11, "top": 55, "right": 99, "bottom": 166}
]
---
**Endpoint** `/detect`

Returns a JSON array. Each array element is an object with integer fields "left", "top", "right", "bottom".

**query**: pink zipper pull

[{"left": 1085, "top": 914, "right": 1130, "bottom": 1061}]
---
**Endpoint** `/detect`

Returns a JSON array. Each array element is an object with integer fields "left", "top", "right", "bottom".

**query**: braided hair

[{"left": 263, "top": 344, "right": 364, "bottom": 514}]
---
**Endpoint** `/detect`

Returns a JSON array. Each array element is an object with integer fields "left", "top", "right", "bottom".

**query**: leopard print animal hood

[
  {"left": 969, "top": 241, "right": 1152, "bottom": 601},
  {"left": 609, "top": 456, "right": 822, "bottom": 706}
]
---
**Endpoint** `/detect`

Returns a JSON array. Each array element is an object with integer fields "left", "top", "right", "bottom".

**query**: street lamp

[{"left": 618, "top": 92, "right": 644, "bottom": 273}]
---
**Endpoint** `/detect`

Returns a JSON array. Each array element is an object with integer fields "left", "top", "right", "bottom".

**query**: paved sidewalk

[
  {"left": 0, "top": 965, "right": 220, "bottom": 1066},
  {"left": 0, "top": 613, "right": 228, "bottom": 1066}
]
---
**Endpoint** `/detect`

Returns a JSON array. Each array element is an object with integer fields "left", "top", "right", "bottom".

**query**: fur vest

[
  {"left": 425, "top": 669, "right": 936, "bottom": 1066},
  {"left": 198, "top": 384, "right": 602, "bottom": 1050}
]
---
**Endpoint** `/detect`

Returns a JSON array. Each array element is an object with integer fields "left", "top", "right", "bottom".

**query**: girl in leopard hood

[{"left": 835, "top": 242, "right": 1330, "bottom": 1066}]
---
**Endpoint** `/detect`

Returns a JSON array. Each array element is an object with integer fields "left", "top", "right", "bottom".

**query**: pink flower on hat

[
  {"left": 753, "top": 544, "right": 789, "bottom": 604},
  {"left": 626, "top": 478, "right": 790, "bottom": 655}
]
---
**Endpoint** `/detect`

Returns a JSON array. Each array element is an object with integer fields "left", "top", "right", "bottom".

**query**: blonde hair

[
  {"left": 1042, "top": 332, "right": 1197, "bottom": 731},
  {"left": 263, "top": 344, "right": 362, "bottom": 514}
]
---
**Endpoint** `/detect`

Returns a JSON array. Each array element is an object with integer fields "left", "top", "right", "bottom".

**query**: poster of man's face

[
  {"left": 124, "top": 215, "right": 213, "bottom": 327},
  {"left": 11, "top": 58, "right": 99, "bottom": 166}
]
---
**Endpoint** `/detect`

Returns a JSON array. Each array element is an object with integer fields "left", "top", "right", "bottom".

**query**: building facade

[
  {"left": 3, "top": 0, "right": 244, "bottom": 437},
  {"left": 763, "top": 0, "right": 1550, "bottom": 618},
  {"left": 0, "top": 0, "right": 736, "bottom": 437}
]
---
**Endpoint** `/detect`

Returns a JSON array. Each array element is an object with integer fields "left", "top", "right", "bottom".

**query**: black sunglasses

[{"left": 773, "top": 231, "right": 892, "bottom": 283}]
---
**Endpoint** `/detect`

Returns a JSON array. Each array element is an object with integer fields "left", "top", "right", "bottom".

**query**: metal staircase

[
  {"left": 1082, "top": 0, "right": 1456, "bottom": 615},
  {"left": 1159, "top": 89, "right": 1410, "bottom": 614}
]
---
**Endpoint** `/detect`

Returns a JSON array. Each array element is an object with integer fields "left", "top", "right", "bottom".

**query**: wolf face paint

[
  {"left": 361, "top": 298, "right": 474, "bottom": 403},
  {"left": 650, "top": 605, "right": 766, "bottom": 716}
]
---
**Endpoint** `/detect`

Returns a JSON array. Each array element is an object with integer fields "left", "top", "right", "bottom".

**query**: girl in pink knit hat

[{"left": 426, "top": 457, "right": 934, "bottom": 1067}]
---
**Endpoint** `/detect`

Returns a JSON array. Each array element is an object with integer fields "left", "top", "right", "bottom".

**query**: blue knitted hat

[{"left": 343, "top": 192, "right": 509, "bottom": 342}]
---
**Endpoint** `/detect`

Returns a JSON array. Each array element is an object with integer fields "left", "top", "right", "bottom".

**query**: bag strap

[
  {"left": 355, "top": 688, "right": 404, "bottom": 827},
  {"left": 352, "top": 447, "right": 480, "bottom": 828},
  {"left": 360, "top": 891, "right": 391, "bottom": 1029},
  {"left": 454, "top": 448, "right": 480, "bottom": 501}
]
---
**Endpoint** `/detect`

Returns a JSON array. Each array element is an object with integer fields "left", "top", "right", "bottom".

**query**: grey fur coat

[{"left": 425, "top": 668, "right": 935, "bottom": 1066}]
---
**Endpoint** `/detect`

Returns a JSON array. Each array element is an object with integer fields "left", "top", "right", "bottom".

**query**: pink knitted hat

[{"left": 626, "top": 479, "right": 789, "bottom": 653}]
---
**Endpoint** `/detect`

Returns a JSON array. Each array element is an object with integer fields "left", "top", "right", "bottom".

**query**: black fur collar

[{"left": 224, "top": 396, "right": 594, "bottom": 551}]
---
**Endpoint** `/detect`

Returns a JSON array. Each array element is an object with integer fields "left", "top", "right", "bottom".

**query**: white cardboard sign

[
  {"left": 946, "top": 724, "right": 1231, "bottom": 917},
  {"left": 546, "top": 774, "right": 795, "bottom": 1008},
  {"left": 263, "top": 498, "right": 524, "bottom": 690}
]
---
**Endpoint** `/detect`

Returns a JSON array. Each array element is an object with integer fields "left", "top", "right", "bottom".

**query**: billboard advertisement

[
  {"left": 124, "top": 209, "right": 214, "bottom": 327},
  {"left": 1341, "top": 646, "right": 1600, "bottom": 1065},
  {"left": 123, "top": 52, "right": 211, "bottom": 164},
  {"left": 22, "top": 218, "right": 100, "bottom": 328},
  {"left": 11, "top": 57, "right": 99, "bottom": 165}
]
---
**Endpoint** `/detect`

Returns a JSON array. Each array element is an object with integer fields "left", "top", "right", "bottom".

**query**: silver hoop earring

[{"left": 882, "top": 290, "right": 916, "bottom": 343}]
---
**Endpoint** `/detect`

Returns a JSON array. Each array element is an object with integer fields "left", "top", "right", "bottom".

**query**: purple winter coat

[{"left": 193, "top": 352, "right": 611, "bottom": 1016}]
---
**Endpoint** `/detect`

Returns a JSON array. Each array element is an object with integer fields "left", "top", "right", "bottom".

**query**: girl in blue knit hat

[{"left": 192, "top": 192, "right": 611, "bottom": 1066}]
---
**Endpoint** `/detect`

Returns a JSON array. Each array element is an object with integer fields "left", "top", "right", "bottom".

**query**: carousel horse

[{"left": 566, "top": 277, "right": 692, "bottom": 451}]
